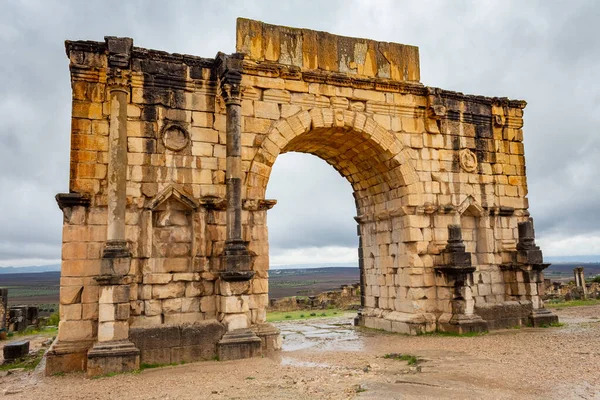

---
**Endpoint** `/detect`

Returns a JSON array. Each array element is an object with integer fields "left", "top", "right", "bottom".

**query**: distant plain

[{"left": 0, "top": 263, "right": 598, "bottom": 307}]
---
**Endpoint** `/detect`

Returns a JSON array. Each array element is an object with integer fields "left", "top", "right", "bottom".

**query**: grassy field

[
  {"left": 269, "top": 267, "right": 359, "bottom": 298},
  {"left": 1, "top": 271, "right": 60, "bottom": 306},
  {"left": 266, "top": 308, "right": 350, "bottom": 322},
  {"left": 545, "top": 299, "right": 600, "bottom": 308}
]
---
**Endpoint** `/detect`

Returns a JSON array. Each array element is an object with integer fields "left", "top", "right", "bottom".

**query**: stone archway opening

[
  {"left": 245, "top": 108, "right": 426, "bottom": 334},
  {"left": 265, "top": 151, "right": 359, "bottom": 311}
]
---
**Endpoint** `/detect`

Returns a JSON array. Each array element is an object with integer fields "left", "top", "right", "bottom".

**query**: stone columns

[
  {"left": 437, "top": 225, "right": 487, "bottom": 333},
  {"left": 86, "top": 36, "right": 139, "bottom": 377},
  {"left": 219, "top": 56, "right": 254, "bottom": 280},
  {"left": 103, "top": 80, "right": 130, "bottom": 261},
  {"left": 214, "top": 54, "right": 264, "bottom": 360},
  {"left": 574, "top": 267, "right": 587, "bottom": 298}
]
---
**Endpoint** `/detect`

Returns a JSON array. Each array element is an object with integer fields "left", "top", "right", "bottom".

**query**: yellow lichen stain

[
  {"left": 265, "top": 38, "right": 276, "bottom": 61},
  {"left": 361, "top": 45, "right": 377, "bottom": 77}
]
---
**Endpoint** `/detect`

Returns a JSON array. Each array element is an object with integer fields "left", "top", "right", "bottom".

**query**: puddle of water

[{"left": 277, "top": 315, "right": 363, "bottom": 352}]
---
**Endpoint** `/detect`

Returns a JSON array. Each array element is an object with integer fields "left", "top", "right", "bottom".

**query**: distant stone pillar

[
  {"left": 87, "top": 36, "right": 139, "bottom": 378},
  {"left": 574, "top": 267, "right": 587, "bottom": 298},
  {"left": 0, "top": 288, "right": 7, "bottom": 331}
]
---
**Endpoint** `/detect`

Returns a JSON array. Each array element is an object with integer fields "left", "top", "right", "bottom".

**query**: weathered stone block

[
  {"left": 152, "top": 282, "right": 186, "bottom": 299},
  {"left": 58, "top": 320, "right": 95, "bottom": 341},
  {"left": 163, "top": 312, "right": 204, "bottom": 325}
]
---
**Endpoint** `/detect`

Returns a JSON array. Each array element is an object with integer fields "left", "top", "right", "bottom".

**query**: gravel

[{"left": 1, "top": 305, "right": 598, "bottom": 399}]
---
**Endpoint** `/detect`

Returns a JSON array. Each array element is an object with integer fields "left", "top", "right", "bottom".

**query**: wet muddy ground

[{"left": 1, "top": 305, "right": 599, "bottom": 399}]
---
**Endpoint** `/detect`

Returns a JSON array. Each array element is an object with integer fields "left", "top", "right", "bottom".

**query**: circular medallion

[
  {"left": 459, "top": 149, "right": 478, "bottom": 172},
  {"left": 334, "top": 109, "right": 345, "bottom": 127},
  {"left": 163, "top": 125, "right": 189, "bottom": 151}
]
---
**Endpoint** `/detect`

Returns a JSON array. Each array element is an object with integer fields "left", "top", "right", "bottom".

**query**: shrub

[
  {"left": 383, "top": 353, "right": 419, "bottom": 365},
  {"left": 300, "top": 314, "right": 305, "bottom": 318},
  {"left": 46, "top": 312, "right": 60, "bottom": 326},
  {"left": 309, "top": 312, "right": 316, "bottom": 317},
  {"left": 285, "top": 315, "right": 292, "bottom": 319}
]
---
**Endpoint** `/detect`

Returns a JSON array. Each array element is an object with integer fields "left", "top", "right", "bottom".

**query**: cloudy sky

[{"left": 1, "top": 0, "right": 599, "bottom": 268}]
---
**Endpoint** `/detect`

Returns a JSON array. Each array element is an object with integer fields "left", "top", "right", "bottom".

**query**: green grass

[
  {"left": 139, "top": 361, "right": 186, "bottom": 370},
  {"left": 10, "top": 325, "right": 57, "bottom": 338},
  {"left": 5, "top": 286, "right": 59, "bottom": 299},
  {"left": 546, "top": 299, "right": 600, "bottom": 309},
  {"left": 0, "top": 349, "right": 45, "bottom": 371},
  {"left": 383, "top": 353, "right": 419, "bottom": 365},
  {"left": 266, "top": 308, "right": 344, "bottom": 322}
]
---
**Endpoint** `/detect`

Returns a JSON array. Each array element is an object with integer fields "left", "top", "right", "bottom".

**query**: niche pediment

[
  {"left": 457, "top": 196, "right": 484, "bottom": 217},
  {"left": 147, "top": 185, "right": 199, "bottom": 211}
]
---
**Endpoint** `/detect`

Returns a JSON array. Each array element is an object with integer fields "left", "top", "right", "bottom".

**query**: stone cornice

[
  {"left": 65, "top": 39, "right": 215, "bottom": 69},
  {"left": 241, "top": 59, "right": 527, "bottom": 109},
  {"left": 55, "top": 192, "right": 91, "bottom": 210},
  {"left": 64, "top": 39, "right": 527, "bottom": 109}
]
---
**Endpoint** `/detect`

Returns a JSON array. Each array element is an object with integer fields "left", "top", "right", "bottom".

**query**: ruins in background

[
  {"left": 0, "top": 289, "right": 41, "bottom": 335},
  {"left": 0, "top": 289, "right": 7, "bottom": 334},
  {"left": 49, "top": 18, "right": 557, "bottom": 376}
]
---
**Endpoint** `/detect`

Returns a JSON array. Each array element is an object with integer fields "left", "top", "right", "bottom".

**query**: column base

[
  {"left": 250, "top": 323, "right": 282, "bottom": 353},
  {"left": 45, "top": 339, "right": 94, "bottom": 376},
  {"left": 353, "top": 312, "right": 364, "bottom": 327},
  {"left": 86, "top": 340, "right": 140, "bottom": 378},
  {"left": 439, "top": 314, "right": 488, "bottom": 334},
  {"left": 217, "top": 328, "right": 262, "bottom": 361},
  {"left": 529, "top": 308, "right": 559, "bottom": 327}
]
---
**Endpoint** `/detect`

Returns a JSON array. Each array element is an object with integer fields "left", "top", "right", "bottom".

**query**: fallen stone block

[{"left": 3, "top": 340, "right": 30, "bottom": 362}]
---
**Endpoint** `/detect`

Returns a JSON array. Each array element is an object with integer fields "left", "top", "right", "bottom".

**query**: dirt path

[{"left": 2, "top": 306, "right": 599, "bottom": 399}]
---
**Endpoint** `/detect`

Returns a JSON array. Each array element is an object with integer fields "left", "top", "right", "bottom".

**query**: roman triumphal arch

[{"left": 48, "top": 18, "right": 557, "bottom": 376}]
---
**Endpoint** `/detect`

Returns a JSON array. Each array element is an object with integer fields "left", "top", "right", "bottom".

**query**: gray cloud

[
  {"left": 266, "top": 153, "right": 358, "bottom": 251},
  {"left": 0, "top": 0, "right": 598, "bottom": 267}
]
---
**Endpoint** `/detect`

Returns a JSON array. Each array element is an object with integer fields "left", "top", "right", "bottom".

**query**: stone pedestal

[
  {"left": 86, "top": 340, "right": 140, "bottom": 377},
  {"left": 439, "top": 309, "right": 487, "bottom": 334},
  {"left": 436, "top": 225, "right": 488, "bottom": 333},
  {"left": 86, "top": 268, "right": 140, "bottom": 377},
  {"left": 514, "top": 220, "right": 559, "bottom": 327},
  {"left": 251, "top": 323, "right": 282, "bottom": 353},
  {"left": 217, "top": 329, "right": 262, "bottom": 361},
  {"left": 46, "top": 340, "right": 94, "bottom": 376},
  {"left": 529, "top": 308, "right": 559, "bottom": 327}
]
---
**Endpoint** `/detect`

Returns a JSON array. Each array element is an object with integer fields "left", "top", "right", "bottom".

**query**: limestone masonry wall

[{"left": 49, "top": 18, "right": 556, "bottom": 376}]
